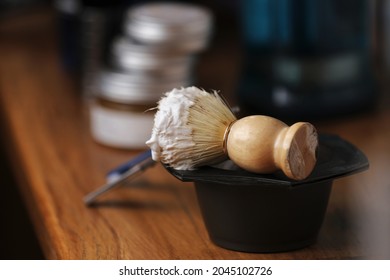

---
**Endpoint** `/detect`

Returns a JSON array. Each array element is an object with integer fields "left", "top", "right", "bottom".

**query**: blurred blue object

[
  {"left": 106, "top": 150, "right": 152, "bottom": 183},
  {"left": 238, "top": 0, "right": 377, "bottom": 120},
  {"left": 84, "top": 150, "right": 155, "bottom": 205}
]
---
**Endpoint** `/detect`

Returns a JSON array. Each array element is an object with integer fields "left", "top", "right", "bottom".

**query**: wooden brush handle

[{"left": 225, "top": 115, "right": 318, "bottom": 180}]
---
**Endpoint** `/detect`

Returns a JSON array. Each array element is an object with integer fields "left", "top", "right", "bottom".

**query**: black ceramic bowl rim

[{"left": 165, "top": 134, "right": 369, "bottom": 189}]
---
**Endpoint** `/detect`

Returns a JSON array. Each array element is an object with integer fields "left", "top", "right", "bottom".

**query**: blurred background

[
  {"left": 0, "top": 0, "right": 389, "bottom": 259},
  {"left": 1, "top": 0, "right": 386, "bottom": 119}
]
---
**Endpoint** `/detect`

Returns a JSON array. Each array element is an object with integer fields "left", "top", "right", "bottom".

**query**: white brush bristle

[{"left": 146, "top": 87, "right": 237, "bottom": 169}]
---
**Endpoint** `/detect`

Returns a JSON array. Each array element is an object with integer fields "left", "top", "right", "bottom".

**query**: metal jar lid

[
  {"left": 111, "top": 36, "right": 193, "bottom": 77},
  {"left": 124, "top": 2, "right": 213, "bottom": 52},
  {"left": 98, "top": 69, "right": 190, "bottom": 105}
]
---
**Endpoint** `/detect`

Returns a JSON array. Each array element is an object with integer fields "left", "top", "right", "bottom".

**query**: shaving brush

[{"left": 146, "top": 87, "right": 318, "bottom": 180}]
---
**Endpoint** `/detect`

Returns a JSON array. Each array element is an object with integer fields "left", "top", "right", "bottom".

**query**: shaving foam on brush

[{"left": 146, "top": 87, "right": 318, "bottom": 180}]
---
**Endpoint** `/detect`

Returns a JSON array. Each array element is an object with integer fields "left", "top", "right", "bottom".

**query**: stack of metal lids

[
  {"left": 99, "top": 2, "right": 213, "bottom": 105},
  {"left": 111, "top": 37, "right": 192, "bottom": 79},
  {"left": 124, "top": 2, "right": 212, "bottom": 52},
  {"left": 98, "top": 68, "right": 190, "bottom": 105}
]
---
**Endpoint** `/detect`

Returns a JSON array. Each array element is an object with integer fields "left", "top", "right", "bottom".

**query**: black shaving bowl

[{"left": 165, "top": 134, "right": 368, "bottom": 253}]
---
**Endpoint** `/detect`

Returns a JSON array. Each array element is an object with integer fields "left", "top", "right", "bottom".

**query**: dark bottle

[
  {"left": 55, "top": 0, "right": 138, "bottom": 93},
  {"left": 237, "top": 0, "right": 376, "bottom": 120}
]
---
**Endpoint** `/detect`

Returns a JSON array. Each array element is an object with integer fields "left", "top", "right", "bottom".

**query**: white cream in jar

[{"left": 89, "top": 69, "right": 187, "bottom": 149}]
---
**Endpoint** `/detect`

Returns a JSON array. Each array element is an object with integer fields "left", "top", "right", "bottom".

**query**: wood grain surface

[{"left": 0, "top": 9, "right": 389, "bottom": 259}]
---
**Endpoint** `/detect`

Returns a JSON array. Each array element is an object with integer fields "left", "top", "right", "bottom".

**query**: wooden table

[{"left": 1, "top": 9, "right": 389, "bottom": 260}]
